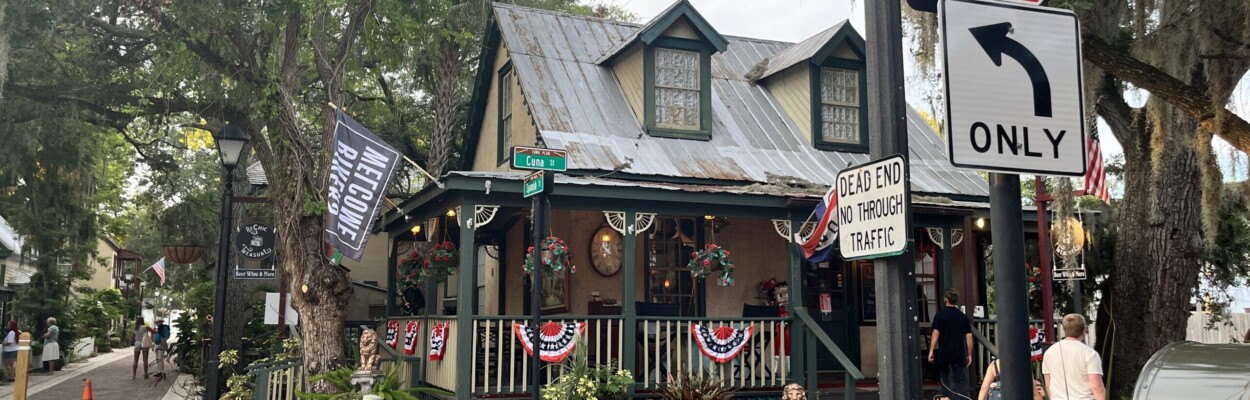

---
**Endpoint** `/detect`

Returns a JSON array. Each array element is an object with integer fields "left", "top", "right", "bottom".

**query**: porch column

[
  {"left": 963, "top": 216, "right": 977, "bottom": 318},
  {"left": 386, "top": 236, "right": 398, "bottom": 316},
  {"left": 941, "top": 223, "right": 953, "bottom": 294},
  {"left": 787, "top": 214, "right": 806, "bottom": 385},
  {"left": 455, "top": 201, "right": 478, "bottom": 398},
  {"left": 621, "top": 211, "right": 637, "bottom": 396}
]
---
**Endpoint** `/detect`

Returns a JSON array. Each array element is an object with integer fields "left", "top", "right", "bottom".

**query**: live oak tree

[{"left": 907, "top": 0, "right": 1250, "bottom": 396}]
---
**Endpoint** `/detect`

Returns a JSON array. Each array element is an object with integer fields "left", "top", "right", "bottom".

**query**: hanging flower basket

[
  {"left": 524, "top": 236, "right": 575, "bottom": 276},
  {"left": 688, "top": 243, "right": 735, "bottom": 286},
  {"left": 426, "top": 241, "right": 458, "bottom": 278},
  {"left": 397, "top": 251, "right": 429, "bottom": 288}
]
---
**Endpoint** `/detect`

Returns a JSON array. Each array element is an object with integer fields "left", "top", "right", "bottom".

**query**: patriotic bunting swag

[
  {"left": 429, "top": 322, "right": 450, "bottom": 361},
  {"left": 385, "top": 320, "right": 400, "bottom": 349},
  {"left": 691, "top": 324, "right": 753, "bottom": 363},
  {"left": 403, "top": 321, "right": 421, "bottom": 356},
  {"left": 1030, "top": 327, "right": 1045, "bottom": 361},
  {"left": 512, "top": 322, "right": 586, "bottom": 363}
]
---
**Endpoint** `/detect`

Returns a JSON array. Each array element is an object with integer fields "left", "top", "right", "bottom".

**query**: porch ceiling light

[
  {"left": 976, "top": 218, "right": 986, "bottom": 229},
  {"left": 446, "top": 209, "right": 457, "bottom": 217},
  {"left": 704, "top": 215, "right": 715, "bottom": 220},
  {"left": 410, "top": 225, "right": 422, "bottom": 236}
]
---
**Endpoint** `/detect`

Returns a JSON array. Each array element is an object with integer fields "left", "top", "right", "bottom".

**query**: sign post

[
  {"left": 865, "top": 0, "right": 921, "bottom": 397},
  {"left": 939, "top": 1, "right": 1088, "bottom": 398},
  {"left": 512, "top": 146, "right": 562, "bottom": 400}
]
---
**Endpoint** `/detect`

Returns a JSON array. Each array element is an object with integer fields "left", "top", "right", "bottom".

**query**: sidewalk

[
  {"left": 0, "top": 349, "right": 130, "bottom": 399},
  {"left": 26, "top": 351, "right": 180, "bottom": 400}
]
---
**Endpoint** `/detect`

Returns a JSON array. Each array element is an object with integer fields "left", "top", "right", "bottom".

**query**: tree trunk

[{"left": 427, "top": 38, "right": 463, "bottom": 176}]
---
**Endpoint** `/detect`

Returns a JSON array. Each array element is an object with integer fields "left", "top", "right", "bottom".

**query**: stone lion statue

[
  {"left": 358, "top": 329, "right": 380, "bottom": 372},
  {"left": 782, "top": 383, "right": 806, "bottom": 400}
]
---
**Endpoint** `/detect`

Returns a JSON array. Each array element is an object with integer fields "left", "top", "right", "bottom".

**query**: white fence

[{"left": 1186, "top": 312, "right": 1250, "bottom": 343}]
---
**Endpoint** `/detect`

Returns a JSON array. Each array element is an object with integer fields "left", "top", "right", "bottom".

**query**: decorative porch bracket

[
  {"left": 925, "top": 228, "right": 964, "bottom": 248},
  {"left": 604, "top": 211, "right": 656, "bottom": 236},
  {"left": 459, "top": 205, "right": 500, "bottom": 230},
  {"left": 772, "top": 219, "right": 818, "bottom": 241}
]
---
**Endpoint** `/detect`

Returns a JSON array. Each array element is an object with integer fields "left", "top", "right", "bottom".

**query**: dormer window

[
  {"left": 819, "top": 67, "right": 861, "bottom": 144},
  {"left": 645, "top": 39, "right": 713, "bottom": 140},
  {"left": 654, "top": 48, "right": 701, "bottom": 130},
  {"left": 812, "top": 59, "right": 867, "bottom": 151}
]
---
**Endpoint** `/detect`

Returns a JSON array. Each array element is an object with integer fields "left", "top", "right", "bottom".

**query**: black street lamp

[{"left": 206, "top": 125, "right": 248, "bottom": 399}]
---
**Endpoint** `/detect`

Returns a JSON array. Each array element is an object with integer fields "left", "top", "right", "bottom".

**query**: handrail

[
  {"left": 246, "top": 357, "right": 302, "bottom": 373},
  {"left": 972, "top": 327, "right": 999, "bottom": 357},
  {"left": 635, "top": 316, "right": 791, "bottom": 322},
  {"left": 793, "top": 308, "right": 864, "bottom": 380}
]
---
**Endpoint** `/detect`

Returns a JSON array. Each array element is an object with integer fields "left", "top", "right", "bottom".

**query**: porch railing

[
  {"left": 971, "top": 318, "right": 1045, "bottom": 383},
  {"left": 248, "top": 357, "right": 305, "bottom": 400},
  {"left": 795, "top": 309, "right": 862, "bottom": 400},
  {"left": 469, "top": 316, "right": 624, "bottom": 395},
  {"left": 635, "top": 316, "right": 791, "bottom": 390},
  {"left": 421, "top": 317, "right": 459, "bottom": 391}
]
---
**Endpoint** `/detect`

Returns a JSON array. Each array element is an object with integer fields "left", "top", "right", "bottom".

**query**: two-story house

[{"left": 371, "top": 2, "right": 1006, "bottom": 397}]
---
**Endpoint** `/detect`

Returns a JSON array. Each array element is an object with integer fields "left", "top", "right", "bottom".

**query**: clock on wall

[{"left": 590, "top": 226, "right": 623, "bottom": 276}]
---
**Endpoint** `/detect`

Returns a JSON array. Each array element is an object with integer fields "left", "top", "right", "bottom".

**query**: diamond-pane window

[
  {"left": 654, "top": 48, "right": 700, "bottom": 129},
  {"left": 820, "top": 67, "right": 860, "bottom": 144}
]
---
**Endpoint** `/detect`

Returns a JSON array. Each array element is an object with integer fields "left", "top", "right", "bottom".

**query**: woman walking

[
  {"left": 131, "top": 317, "right": 154, "bottom": 379},
  {"left": 40, "top": 317, "right": 60, "bottom": 373},
  {"left": 2, "top": 320, "right": 18, "bottom": 381}
]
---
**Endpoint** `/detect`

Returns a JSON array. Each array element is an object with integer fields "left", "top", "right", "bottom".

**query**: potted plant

[
  {"left": 688, "top": 244, "right": 735, "bottom": 286},
  {"left": 425, "top": 241, "right": 457, "bottom": 279},
  {"left": 524, "top": 236, "right": 575, "bottom": 276}
]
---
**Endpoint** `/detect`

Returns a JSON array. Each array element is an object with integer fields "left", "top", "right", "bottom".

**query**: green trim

[
  {"left": 454, "top": 200, "right": 478, "bottom": 396},
  {"left": 644, "top": 37, "right": 715, "bottom": 140},
  {"left": 810, "top": 58, "right": 869, "bottom": 153},
  {"left": 496, "top": 62, "right": 514, "bottom": 165},
  {"left": 941, "top": 223, "right": 953, "bottom": 294},
  {"left": 637, "top": 1, "right": 728, "bottom": 52}
]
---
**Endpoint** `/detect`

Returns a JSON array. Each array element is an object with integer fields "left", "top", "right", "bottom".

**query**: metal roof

[
  {"left": 491, "top": 4, "right": 989, "bottom": 198},
  {"left": 758, "top": 22, "right": 847, "bottom": 80}
]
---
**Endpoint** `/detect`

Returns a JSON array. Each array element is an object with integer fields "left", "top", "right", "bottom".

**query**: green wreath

[
  {"left": 687, "top": 243, "right": 735, "bottom": 286},
  {"left": 524, "top": 236, "right": 575, "bottom": 276}
]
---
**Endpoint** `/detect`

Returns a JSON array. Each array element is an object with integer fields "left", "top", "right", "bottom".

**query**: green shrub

[
  {"left": 541, "top": 336, "right": 633, "bottom": 400},
  {"left": 656, "top": 370, "right": 734, "bottom": 400}
]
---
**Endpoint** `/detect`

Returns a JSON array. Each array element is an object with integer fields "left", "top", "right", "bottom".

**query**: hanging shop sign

[{"left": 236, "top": 223, "right": 276, "bottom": 260}]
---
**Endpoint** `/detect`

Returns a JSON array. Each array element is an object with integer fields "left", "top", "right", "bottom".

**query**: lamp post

[{"left": 206, "top": 125, "right": 249, "bottom": 400}]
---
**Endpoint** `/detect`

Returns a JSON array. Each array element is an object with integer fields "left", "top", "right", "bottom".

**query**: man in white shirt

[{"left": 1042, "top": 314, "right": 1106, "bottom": 400}]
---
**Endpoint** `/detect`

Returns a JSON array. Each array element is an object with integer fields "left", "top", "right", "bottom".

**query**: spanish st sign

[
  {"left": 940, "top": 0, "right": 1087, "bottom": 176},
  {"left": 522, "top": 171, "right": 546, "bottom": 198},
  {"left": 836, "top": 155, "right": 909, "bottom": 260},
  {"left": 512, "top": 146, "right": 567, "bottom": 172}
]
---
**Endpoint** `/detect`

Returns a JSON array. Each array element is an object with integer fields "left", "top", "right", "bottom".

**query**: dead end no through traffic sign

[{"left": 837, "top": 155, "right": 909, "bottom": 260}]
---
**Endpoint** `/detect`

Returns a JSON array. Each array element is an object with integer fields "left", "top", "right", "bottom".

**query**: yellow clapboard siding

[
  {"left": 765, "top": 64, "right": 812, "bottom": 142},
  {"left": 612, "top": 45, "right": 645, "bottom": 124}
]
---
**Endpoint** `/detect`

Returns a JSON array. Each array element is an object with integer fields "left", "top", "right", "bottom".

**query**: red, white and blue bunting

[
  {"left": 429, "top": 322, "right": 449, "bottom": 361},
  {"left": 385, "top": 320, "right": 401, "bottom": 349},
  {"left": 1029, "top": 327, "right": 1045, "bottom": 361},
  {"left": 691, "top": 324, "right": 753, "bottom": 363},
  {"left": 512, "top": 322, "right": 586, "bottom": 363},
  {"left": 403, "top": 320, "right": 421, "bottom": 356}
]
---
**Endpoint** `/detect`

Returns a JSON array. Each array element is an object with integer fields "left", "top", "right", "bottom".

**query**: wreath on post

[
  {"left": 688, "top": 243, "right": 735, "bottom": 286},
  {"left": 524, "top": 236, "right": 575, "bottom": 276}
]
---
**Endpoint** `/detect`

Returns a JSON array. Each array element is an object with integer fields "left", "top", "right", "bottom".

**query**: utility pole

[{"left": 865, "top": 0, "right": 921, "bottom": 398}]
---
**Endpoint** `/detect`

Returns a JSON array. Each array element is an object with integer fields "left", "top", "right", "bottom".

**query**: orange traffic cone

[{"left": 82, "top": 378, "right": 94, "bottom": 400}]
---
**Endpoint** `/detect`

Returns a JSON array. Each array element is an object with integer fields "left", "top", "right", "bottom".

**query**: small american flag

[
  {"left": 1083, "top": 137, "right": 1110, "bottom": 203},
  {"left": 150, "top": 257, "right": 167, "bottom": 286}
]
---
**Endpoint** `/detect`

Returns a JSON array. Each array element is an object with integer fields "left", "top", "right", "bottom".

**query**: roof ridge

[{"left": 492, "top": 2, "right": 642, "bottom": 29}]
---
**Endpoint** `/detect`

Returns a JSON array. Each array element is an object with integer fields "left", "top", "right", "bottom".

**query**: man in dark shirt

[{"left": 928, "top": 289, "right": 973, "bottom": 400}]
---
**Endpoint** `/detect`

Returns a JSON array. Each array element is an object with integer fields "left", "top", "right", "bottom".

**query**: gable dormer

[
  {"left": 759, "top": 22, "right": 867, "bottom": 152},
  {"left": 598, "top": 1, "right": 728, "bottom": 141}
]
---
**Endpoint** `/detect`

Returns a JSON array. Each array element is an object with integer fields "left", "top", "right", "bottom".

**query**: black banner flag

[{"left": 326, "top": 110, "right": 400, "bottom": 261}]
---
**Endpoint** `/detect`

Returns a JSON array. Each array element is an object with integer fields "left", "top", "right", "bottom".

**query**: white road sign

[
  {"left": 940, "top": 0, "right": 1087, "bottom": 176},
  {"left": 837, "top": 155, "right": 909, "bottom": 260}
]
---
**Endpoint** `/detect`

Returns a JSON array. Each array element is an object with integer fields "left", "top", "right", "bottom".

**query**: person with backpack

[{"left": 151, "top": 317, "right": 171, "bottom": 378}]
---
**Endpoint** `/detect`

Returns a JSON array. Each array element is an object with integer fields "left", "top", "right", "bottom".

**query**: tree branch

[{"left": 1082, "top": 33, "right": 1250, "bottom": 153}]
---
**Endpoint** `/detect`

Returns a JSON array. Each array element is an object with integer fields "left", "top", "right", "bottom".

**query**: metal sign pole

[
  {"left": 866, "top": 0, "right": 921, "bottom": 397},
  {"left": 990, "top": 173, "right": 1032, "bottom": 400},
  {"left": 530, "top": 193, "right": 547, "bottom": 400}
]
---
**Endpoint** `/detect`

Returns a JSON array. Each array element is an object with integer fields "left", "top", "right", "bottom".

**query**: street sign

[
  {"left": 523, "top": 171, "right": 547, "bottom": 198},
  {"left": 1054, "top": 267, "right": 1087, "bottom": 280},
  {"left": 233, "top": 268, "right": 277, "bottom": 280},
  {"left": 512, "top": 146, "right": 567, "bottom": 172},
  {"left": 940, "top": 0, "right": 1087, "bottom": 176},
  {"left": 836, "top": 155, "right": 909, "bottom": 260}
]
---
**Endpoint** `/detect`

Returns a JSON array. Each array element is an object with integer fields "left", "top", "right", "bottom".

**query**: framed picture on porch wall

[{"left": 541, "top": 264, "right": 571, "bottom": 313}]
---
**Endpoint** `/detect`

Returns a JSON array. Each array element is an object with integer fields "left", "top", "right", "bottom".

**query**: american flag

[
  {"left": 149, "top": 257, "right": 167, "bottom": 287},
  {"left": 1083, "top": 137, "right": 1110, "bottom": 203}
]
